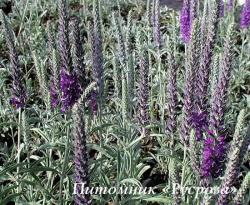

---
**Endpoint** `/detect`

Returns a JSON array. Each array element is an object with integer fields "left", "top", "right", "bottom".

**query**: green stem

[
  {"left": 98, "top": 94, "right": 104, "bottom": 203},
  {"left": 181, "top": 145, "right": 187, "bottom": 188},
  {"left": 59, "top": 120, "right": 70, "bottom": 205},
  {"left": 17, "top": 107, "right": 22, "bottom": 194}
]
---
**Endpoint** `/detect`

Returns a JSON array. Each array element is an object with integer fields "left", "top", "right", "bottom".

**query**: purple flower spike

[
  {"left": 190, "top": 0, "right": 198, "bottom": 20},
  {"left": 50, "top": 80, "right": 60, "bottom": 108},
  {"left": 191, "top": 111, "right": 208, "bottom": 140},
  {"left": 60, "top": 69, "right": 80, "bottom": 112},
  {"left": 180, "top": 0, "right": 191, "bottom": 43},
  {"left": 58, "top": 0, "right": 71, "bottom": 72},
  {"left": 240, "top": 0, "right": 250, "bottom": 29},
  {"left": 152, "top": 0, "right": 161, "bottom": 49},
  {"left": 138, "top": 54, "right": 149, "bottom": 128},
  {"left": 201, "top": 137, "right": 214, "bottom": 178},
  {"left": 10, "top": 96, "right": 26, "bottom": 109},
  {"left": 47, "top": 22, "right": 60, "bottom": 109},
  {"left": 200, "top": 135, "right": 227, "bottom": 178},
  {"left": 89, "top": 91, "right": 98, "bottom": 115},
  {"left": 227, "top": 0, "right": 234, "bottom": 11},
  {"left": 91, "top": 0, "right": 104, "bottom": 101},
  {"left": 209, "top": 26, "right": 233, "bottom": 132},
  {"left": 1, "top": 11, "right": 27, "bottom": 109},
  {"left": 73, "top": 103, "right": 91, "bottom": 205},
  {"left": 218, "top": 0, "right": 225, "bottom": 17}
]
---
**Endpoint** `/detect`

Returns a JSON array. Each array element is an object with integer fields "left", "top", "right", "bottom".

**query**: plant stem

[
  {"left": 59, "top": 118, "right": 70, "bottom": 205},
  {"left": 98, "top": 93, "right": 104, "bottom": 203},
  {"left": 181, "top": 145, "right": 187, "bottom": 188},
  {"left": 17, "top": 107, "right": 22, "bottom": 194}
]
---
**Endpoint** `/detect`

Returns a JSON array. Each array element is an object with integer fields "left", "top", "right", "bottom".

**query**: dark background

[{"left": 160, "top": 0, "right": 183, "bottom": 9}]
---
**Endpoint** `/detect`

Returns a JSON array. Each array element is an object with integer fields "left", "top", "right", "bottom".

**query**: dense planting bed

[{"left": 0, "top": 0, "right": 249, "bottom": 204}]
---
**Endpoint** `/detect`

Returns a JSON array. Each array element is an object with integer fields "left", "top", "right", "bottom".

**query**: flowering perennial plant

[
  {"left": 0, "top": 0, "right": 249, "bottom": 204},
  {"left": 240, "top": 0, "right": 250, "bottom": 29}
]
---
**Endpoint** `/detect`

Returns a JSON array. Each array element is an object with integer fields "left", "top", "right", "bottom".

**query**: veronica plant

[
  {"left": 209, "top": 24, "right": 234, "bottom": 132},
  {"left": 47, "top": 22, "right": 60, "bottom": 109},
  {"left": 151, "top": 0, "right": 161, "bottom": 49},
  {"left": 90, "top": 0, "right": 104, "bottom": 110},
  {"left": 73, "top": 98, "right": 91, "bottom": 205},
  {"left": 137, "top": 49, "right": 150, "bottom": 137},
  {"left": 1, "top": 9, "right": 27, "bottom": 195},
  {"left": 180, "top": 0, "right": 192, "bottom": 44},
  {"left": 70, "top": 16, "right": 86, "bottom": 90},
  {"left": 217, "top": 109, "right": 248, "bottom": 204},
  {"left": 1, "top": 10, "right": 26, "bottom": 109},
  {"left": 58, "top": 0, "right": 80, "bottom": 112},
  {"left": 195, "top": 0, "right": 220, "bottom": 111},
  {"left": 181, "top": 19, "right": 200, "bottom": 144},
  {"left": 240, "top": 0, "right": 250, "bottom": 29}
]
